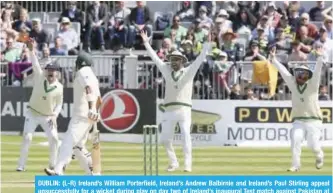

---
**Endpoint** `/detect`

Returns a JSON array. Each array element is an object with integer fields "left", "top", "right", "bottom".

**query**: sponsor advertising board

[
  {"left": 1, "top": 87, "right": 156, "bottom": 133},
  {"left": 156, "top": 100, "right": 333, "bottom": 147},
  {"left": 2, "top": 87, "right": 332, "bottom": 147}
]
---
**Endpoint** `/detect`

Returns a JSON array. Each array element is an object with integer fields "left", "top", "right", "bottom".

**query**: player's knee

[
  {"left": 291, "top": 132, "right": 303, "bottom": 143},
  {"left": 73, "top": 146, "right": 82, "bottom": 156},
  {"left": 80, "top": 146, "right": 90, "bottom": 155},
  {"left": 50, "top": 135, "right": 59, "bottom": 145},
  {"left": 308, "top": 143, "right": 321, "bottom": 153},
  {"left": 73, "top": 146, "right": 91, "bottom": 158}
]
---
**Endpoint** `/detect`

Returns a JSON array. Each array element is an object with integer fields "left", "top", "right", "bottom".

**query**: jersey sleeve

[
  {"left": 29, "top": 51, "right": 43, "bottom": 76},
  {"left": 270, "top": 56, "right": 294, "bottom": 88},
  {"left": 183, "top": 42, "right": 211, "bottom": 80},
  {"left": 53, "top": 86, "right": 63, "bottom": 117},
  {"left": 143, "top": 42, "right": 168, "bottom": 75},
  {"left": 77, "top": 68, "right": 99, "bottom": 102},
  {"left": 310, "top": 56, "right": 324, "bottom": 89},
  {"left": 77, "top": 68, "right": 94, "bottom": 88}
]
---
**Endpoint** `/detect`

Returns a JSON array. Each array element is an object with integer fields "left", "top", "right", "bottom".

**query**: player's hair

[{"left": 319, "top": 85, "right": 327, "bottom": 89}]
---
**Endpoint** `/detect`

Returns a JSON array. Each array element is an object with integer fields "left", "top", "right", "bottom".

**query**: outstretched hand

[{"left": 140, "top": 30, "right": 149, "bottom": 43}]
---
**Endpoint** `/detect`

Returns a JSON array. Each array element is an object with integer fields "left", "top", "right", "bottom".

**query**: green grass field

[{"left": 1, "top": 135, "right": 332, "bottom": 193}]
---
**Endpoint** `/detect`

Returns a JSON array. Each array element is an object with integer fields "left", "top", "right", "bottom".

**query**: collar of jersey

[
  {"left": 44, "top": 80, "right": 57, "bottom": 93},
  {"left": 296, "top": 83, "right": 307, "bottom": 94},
  {"left": 171, "top": 70, "right": 184, "bottom": 82}
]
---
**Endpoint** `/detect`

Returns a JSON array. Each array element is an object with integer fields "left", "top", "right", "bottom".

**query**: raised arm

[
  {"left": 185, "top": 42, "right": 211, "bottom": 76},
  {"left": 27, "top": 39, "right": 43, "bottom": 76},
  {"left": 268, "top": 49, "right": 293, "bottom": 86},
  {"left": 311, "top": 55, "right": 324, "bottom": 88},
  {"left": 141, "top": 31, "right": 168, "bottom": 74}
]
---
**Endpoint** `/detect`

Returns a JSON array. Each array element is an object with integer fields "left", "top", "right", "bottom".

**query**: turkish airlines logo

[{"left": 100, "top": 90, "right": 140, "bottom": 133}]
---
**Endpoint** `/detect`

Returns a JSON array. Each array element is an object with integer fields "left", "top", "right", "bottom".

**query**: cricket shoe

[
  {"left": 184, "top": 163, "right": 192, "bottom": 172},
  {"left": 315, "top": 158, "right": 324, "bottom": 170},
  {"left": 166, "top": 163, "right": 179, "bottom": 172},
  {"left": 44, "top": 168, "right": 59, "bottom": 176},
  {"left": 49, "top": 165, "right": 67, "bottom": 172},
  {"left": 287, "top": 166, "right": 300, "bottom": 172},
  {"left": 16, "top": 166, "right": 26, "bottom": 172},
  {"left": 183, "top": 167, "right": 192, "bottom": 173}
]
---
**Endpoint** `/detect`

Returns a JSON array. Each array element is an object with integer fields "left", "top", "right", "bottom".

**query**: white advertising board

[
  {"left": 156, "top": 100, "right": 333, "bottom": 147},
  {"left": 7, "top": 100, "right": 331, "bottom": 148}
]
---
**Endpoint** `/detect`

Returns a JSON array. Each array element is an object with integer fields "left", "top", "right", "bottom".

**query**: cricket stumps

[{"left": 143, "top": 125, "right": 159, "bottom": 176}]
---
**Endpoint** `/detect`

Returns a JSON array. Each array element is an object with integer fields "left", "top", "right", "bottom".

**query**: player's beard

[{"left": 295, "top": 75, "right": 309, "bottom": 85}]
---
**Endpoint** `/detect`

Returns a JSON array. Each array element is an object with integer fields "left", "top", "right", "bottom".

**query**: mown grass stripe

[
  {"left": 2, "top": 156, "right": 331, "bottom": 163},
  {"left": 2, "top": 145, "right": 332, "bottom": 153},
  {"left": 2, "top": 161, "right": 332, "bottom": 171},
  {"left": 1, "top": 164, "right": 331, "bottom": 173},
  {"left": 2, "top": 150, "right": 331, "bottom": 156},
  {"left": 1, "top": 135, "right": 331, "bottom": 184},
  {"left": 2, "top": 153, "right": 330, "bottom": 160}
]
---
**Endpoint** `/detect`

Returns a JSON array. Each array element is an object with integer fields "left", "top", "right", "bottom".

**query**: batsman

[
  {"left": 44, "top": 51, "right": 102, "bottom": 176},
  {"left": 269, "top": 48, "right": 324, "bottom": 172},
  {"left": 141, "top": 31, "right": 211, "bottom": 172}
]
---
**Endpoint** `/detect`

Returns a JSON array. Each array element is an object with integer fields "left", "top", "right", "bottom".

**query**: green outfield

[{"left": 1, "top": 135, "right": 332, "bottom": 193}]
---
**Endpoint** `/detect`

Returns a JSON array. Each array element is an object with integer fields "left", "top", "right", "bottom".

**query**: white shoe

[
  {"left": 287, "top": 166, "right": 300, "bottom": 172},
  {"left": 166, "top": 164, "right": 179, "bottom": 172},
  {"left": 16, "top": 166, "right": 26, "bottom": 172},
  {"left": 184, "top": 167, "right": 192, "bottom": 172},
  {"left": 92, "top": 172, "right": 101, "bottom": 176},
  {"left": 44, "top": 168, "right": 59, "bottom": 176},
  {"left": 315, "top": 158, "right": 324, "bottom": 169}
]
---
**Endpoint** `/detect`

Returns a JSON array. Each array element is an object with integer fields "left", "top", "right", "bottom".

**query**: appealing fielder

[
  {"left": 141, "top": 31, "right": 211, "bottom": 172},
  {"left": 44, "top": 51, "right": 101, "bottom": 176},
  {"left": 269, "top": 48, "right": 324, "bottom": 172},
  {"left": 17, "top": 40, "right": 63, "bottom": 172}
]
